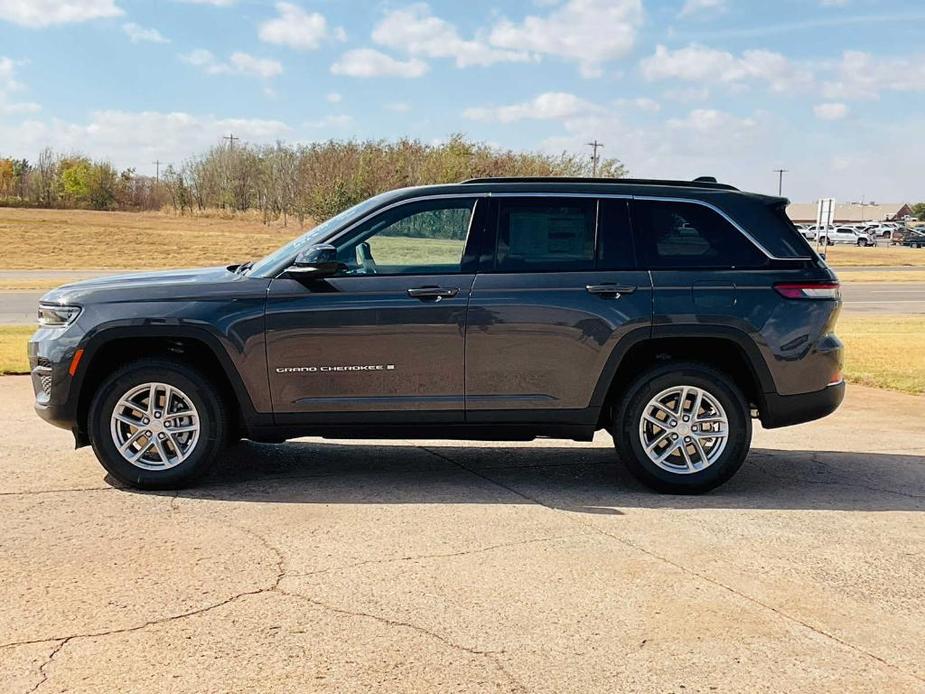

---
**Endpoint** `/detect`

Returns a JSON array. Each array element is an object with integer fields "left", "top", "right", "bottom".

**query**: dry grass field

[{"left": 0, "top": 208, "right": 303, "bottom": 270}]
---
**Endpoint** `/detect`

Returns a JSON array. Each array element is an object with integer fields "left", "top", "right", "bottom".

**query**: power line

[
  {"left": 152, "top": 160, "right": 161, "bottom": 183},
  {"left": 773, "top": 168, "right": 789, "bottom": 196},
  {"left": 587, "top": 140, "right": 604, "bottom": 177},
  {"left": 223, "top": 133, "right": 239, "bottom": 150}
]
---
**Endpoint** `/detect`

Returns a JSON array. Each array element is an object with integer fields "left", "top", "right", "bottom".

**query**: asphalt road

[
  {"left": 3, "top": 280, "right": 924, "bottom": 324},
  {"left": 0, "top": 376, "right": 922, "bottom": 692}
]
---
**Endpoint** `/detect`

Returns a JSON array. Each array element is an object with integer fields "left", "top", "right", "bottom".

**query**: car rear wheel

[
  {"left": 612, "top": 363, "right": 752, "bottom": 494},
  {"left": 88, "top": 359, "right": 227, "bottom": 489}
]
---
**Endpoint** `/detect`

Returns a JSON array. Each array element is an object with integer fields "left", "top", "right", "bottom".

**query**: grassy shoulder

[
  {"left": 837, "top": 314, "right": 925, "bottom": 395},
  {"left": 0, "top": 326, "right": 32, "bottom": 374},
  {"left": 2, "top": 315, "right": 921, "bottom": 396}
]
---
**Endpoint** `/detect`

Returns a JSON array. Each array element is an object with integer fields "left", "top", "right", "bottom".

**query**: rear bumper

[{"left": 759, "top": 380, "right": 845, "bottom": 429}]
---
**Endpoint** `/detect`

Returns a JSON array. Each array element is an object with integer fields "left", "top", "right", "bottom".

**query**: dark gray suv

[{"left": 29, "top": 177, "right": 844, "bottom": 493}]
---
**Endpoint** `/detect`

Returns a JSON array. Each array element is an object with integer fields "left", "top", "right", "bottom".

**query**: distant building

[{"left": 786, "top": 202, "right": 913, "bottom": 224}]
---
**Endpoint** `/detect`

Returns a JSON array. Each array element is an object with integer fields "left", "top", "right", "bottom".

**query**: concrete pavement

[{"left": 0, "top": 375, "right": 922, "bottom": 692}]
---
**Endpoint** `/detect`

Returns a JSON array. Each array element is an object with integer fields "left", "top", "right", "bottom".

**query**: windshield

[{"left": 248, "top": 191, "right": 400, "bottom": 277}]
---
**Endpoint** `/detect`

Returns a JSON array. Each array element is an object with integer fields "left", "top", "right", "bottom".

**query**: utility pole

[
  {"left": 587, "top": 140, "right": 604, "bottom": 177},
  {"left": 153, "top": 160, "right": 161, "bottom": 183},
  {"left": 773, "top": 168, "right": 789, "bottom": 196},
  {"left": 224, "top": 133, "right": 239, "bottom": 150}
]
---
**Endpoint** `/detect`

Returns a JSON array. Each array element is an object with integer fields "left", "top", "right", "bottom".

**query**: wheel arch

[
  {"left": 73, "top": 325, "right": 262, "bottom": 445},
  {"left": 592, "top": 326, "right": 774, "bottom": 429}
]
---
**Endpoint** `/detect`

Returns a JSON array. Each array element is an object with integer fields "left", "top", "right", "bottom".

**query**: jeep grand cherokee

[{"left": 29, "top": 177, "right": 844, "bottom": 493}]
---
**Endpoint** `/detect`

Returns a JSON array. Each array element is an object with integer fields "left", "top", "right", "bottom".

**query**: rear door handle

[
  {"left": 408, "top": 286, "right": 460, "bottom": 301},
  {"left": 586, "top": 284, "right": 636, "bottom": 297}
]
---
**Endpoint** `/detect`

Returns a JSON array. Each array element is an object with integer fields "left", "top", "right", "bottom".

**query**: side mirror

[{"left": 285, "top": 244, "right": 345, "bottom": 279}]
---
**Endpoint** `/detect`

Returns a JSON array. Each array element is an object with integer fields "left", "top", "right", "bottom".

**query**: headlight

[{"left": 37, "top": 304, "right": 81, "bottom": 327}]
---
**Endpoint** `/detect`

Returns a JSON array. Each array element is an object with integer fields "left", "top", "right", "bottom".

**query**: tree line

[{"left": 0, "top": 135, "right": 626, "bottom": 226}]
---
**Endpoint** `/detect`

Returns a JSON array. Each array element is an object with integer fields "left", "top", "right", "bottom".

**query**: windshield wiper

[{"left": 234, "top": 260, "right": 255, "bottom": 275}]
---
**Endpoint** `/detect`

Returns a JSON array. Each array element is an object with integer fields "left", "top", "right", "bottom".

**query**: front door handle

[
  {"left": 586, "top": 283, "right": 636, "bottom": 298},
  {"left": 408, "top": 286, "right": 460, "bottom": 301}
]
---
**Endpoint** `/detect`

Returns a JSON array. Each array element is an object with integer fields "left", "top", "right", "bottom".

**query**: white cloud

[
  {"left": 372, "top": 4, "right": 529, "bottom": 68},
  {"left": 304, "top": 114, "right": 353, "bottom": 128},
  {"left": 330, "top": 49, "right": 428, "bottom": 78},
  {"left": 619, "top": 96, "right": 661, "bottom": 112},
  {"left": 813, "top": 102, "right": 848, "bottom": 120},
  {"left": 325, "top": 92, "right": 342, "bottom": 104},
  {"left": 0, "top": 0, "right": 122, "bottom": 27},
  {"left": 122, "top": 22, "right": 169, "bottom": 44},
  {"left": 464, "top": 92, "right": 602, "bottom": 123},
  {"left": 258, "top": 2, "right": 342, "bottom": 51},
  {"left": 488, "top": 0, "right": 643, "bottom": 77},
  {"left": 0, "top": 110, "right": 290, "bottom": 168},
  {"left": 679, "top": 0, "right": 726, "bottom": 17},
  {"left": 385, "top": 102, "right": 411, "bottom": 113},
  {"left": 0, "top": 56, "right": 40, "bottom": 116},
  {"left": 180, "top": 50, "right": 283, "bottom": 79},
  {"left": 667, "top": 108, "right": 757, "bottom": 133},
  {"left": 820, "top": 0, "right": 848, "bottom": 5},
  {"left": 641, "top": 44, "right": 813, "bottom": 93},
  {"left": 174, "top": 0, "right": 235, "bottom": 5},
  {"left": 824, "top": 50, "right": 925, "bottom": 100}
]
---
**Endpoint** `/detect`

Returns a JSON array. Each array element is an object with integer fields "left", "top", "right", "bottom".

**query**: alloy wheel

[
  {"left": 109, "top": 382, "right": 201, "bottom": 470},
  {"left": 638, "top": 385, "right": 729, "bottom": 474}
]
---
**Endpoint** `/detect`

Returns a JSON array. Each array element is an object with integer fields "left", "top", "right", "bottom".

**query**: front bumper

[
  {"left": 759, "top": 380, "right": 846, "bottom": 429},
  {"left": 29, "top": 326, "right": 85, "bottom": 435}
]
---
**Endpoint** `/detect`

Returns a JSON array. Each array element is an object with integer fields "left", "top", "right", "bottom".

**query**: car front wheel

[
  {"left": 88, "top": 359, "right": 227, "bottom": 489},
  {"left": 613, "top": 363, "right": 752, "bottom": 494}
]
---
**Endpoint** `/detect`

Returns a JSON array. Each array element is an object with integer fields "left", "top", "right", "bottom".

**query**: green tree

[
  {"left": 911, "top": 202, "right": 925, "bottom": 221},
  {"left": 60, "top": 158, "right": 93, "bottom": 204}
]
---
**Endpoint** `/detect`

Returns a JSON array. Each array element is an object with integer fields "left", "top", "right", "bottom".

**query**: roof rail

[{"left": 460, "top": 176, "right": 738, "bottom": 191}]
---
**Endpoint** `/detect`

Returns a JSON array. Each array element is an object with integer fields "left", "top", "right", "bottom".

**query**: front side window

[
  {"left": 494, "top": 198, "right": 596, "bottom": 272},
  {"left": 633, "top": 200, "right": 767, "bottom": 269},
  {"left": 335, "top": 198, "right": 475, "bottom": 275}
]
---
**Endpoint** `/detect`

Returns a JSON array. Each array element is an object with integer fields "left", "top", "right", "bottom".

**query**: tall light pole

[
  {"left": 773, "top": 168, "right": 789, "bottom": 196},
  {"left": 587, "top": 140, "right": 604, "bottom": 177}
]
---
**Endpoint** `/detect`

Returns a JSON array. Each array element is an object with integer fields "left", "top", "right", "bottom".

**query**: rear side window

[
  {"left": 633, "top": 200, "right": 767, "bottom": 269},
  {"left": 494, "top": 198, "right": 596, "bottom": 272}
]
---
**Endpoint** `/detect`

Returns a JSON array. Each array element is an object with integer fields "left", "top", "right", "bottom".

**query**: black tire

[
  {"left": 856, "top": 239, "right": 865, "bottom": 247},
  {"left": 612, "top": 362, "right": 752, "bottom": 494},
  {"left": 88, "top": 359, "right": 227, "bottom": 489},
  {"left": 819, "top": 236, "right": 829, "bottom": 246}
]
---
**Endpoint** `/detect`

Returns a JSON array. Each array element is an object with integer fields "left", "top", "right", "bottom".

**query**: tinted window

[
  {"left": 633, "top": 200, "right": 766, "bottom": 269},
  {"left": 494, "top": 198, "right": 596, "bottom": 272},
  {"left": 335, "top": 198, "right": 474, "bottom": 275},
  {"left": 597, "top": 199, "right": 635, "bottom": 270}
]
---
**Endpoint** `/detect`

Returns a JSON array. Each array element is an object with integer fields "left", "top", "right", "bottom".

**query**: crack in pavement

[
  {"left": 418, "top": 445, "right": 925, "bottom": 686},
  {"left": 10, "top": 499, "right": 530, "bottom": 692},
  {"left": 284, "top": 532, "right": 587, "bottom": 580},
  {"left": 275, "top": 588, "right": 528, "bottom": 693},
  {"left": 0, "top": 486, "right": 115, "bottom": 498}
]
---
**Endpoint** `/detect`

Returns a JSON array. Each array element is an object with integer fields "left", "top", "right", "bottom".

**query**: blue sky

[{"left": 1, "top": 0, "right": 924, "bottom": 202}]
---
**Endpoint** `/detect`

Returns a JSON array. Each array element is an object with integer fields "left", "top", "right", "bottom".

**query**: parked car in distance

[
  {"left": 29, "top": 176, "right": 845, "bottom": 495},
  {"left": 819, "top": 226, "right": 876, "bottom": 246},
  {"left": 901, "top": 229, "right": 925, "bottom": 248}
]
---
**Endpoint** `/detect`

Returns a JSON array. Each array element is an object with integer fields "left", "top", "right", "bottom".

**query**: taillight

[{"left": 773, "top": 282, "right": 840, "bottom": 300}]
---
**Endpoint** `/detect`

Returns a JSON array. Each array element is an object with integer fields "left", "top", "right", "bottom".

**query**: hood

[{"left": 40, "top": 266, "right": 244, "bottom": 305}]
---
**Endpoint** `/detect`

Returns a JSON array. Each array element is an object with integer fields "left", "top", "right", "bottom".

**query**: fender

[
  {"left": 587, "top": 323, "right": 777, "bottom": 416},
  {"left": 73, "top": 321, "right": 271, "bottom": 429}
]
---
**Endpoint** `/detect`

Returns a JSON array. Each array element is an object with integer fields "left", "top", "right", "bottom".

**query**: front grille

[
  {"left": 36, "top": 356, "right": 53, "bottom": 369},
  {"left": 39, "top": 372, "right": 53, "bottom": 396}
]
